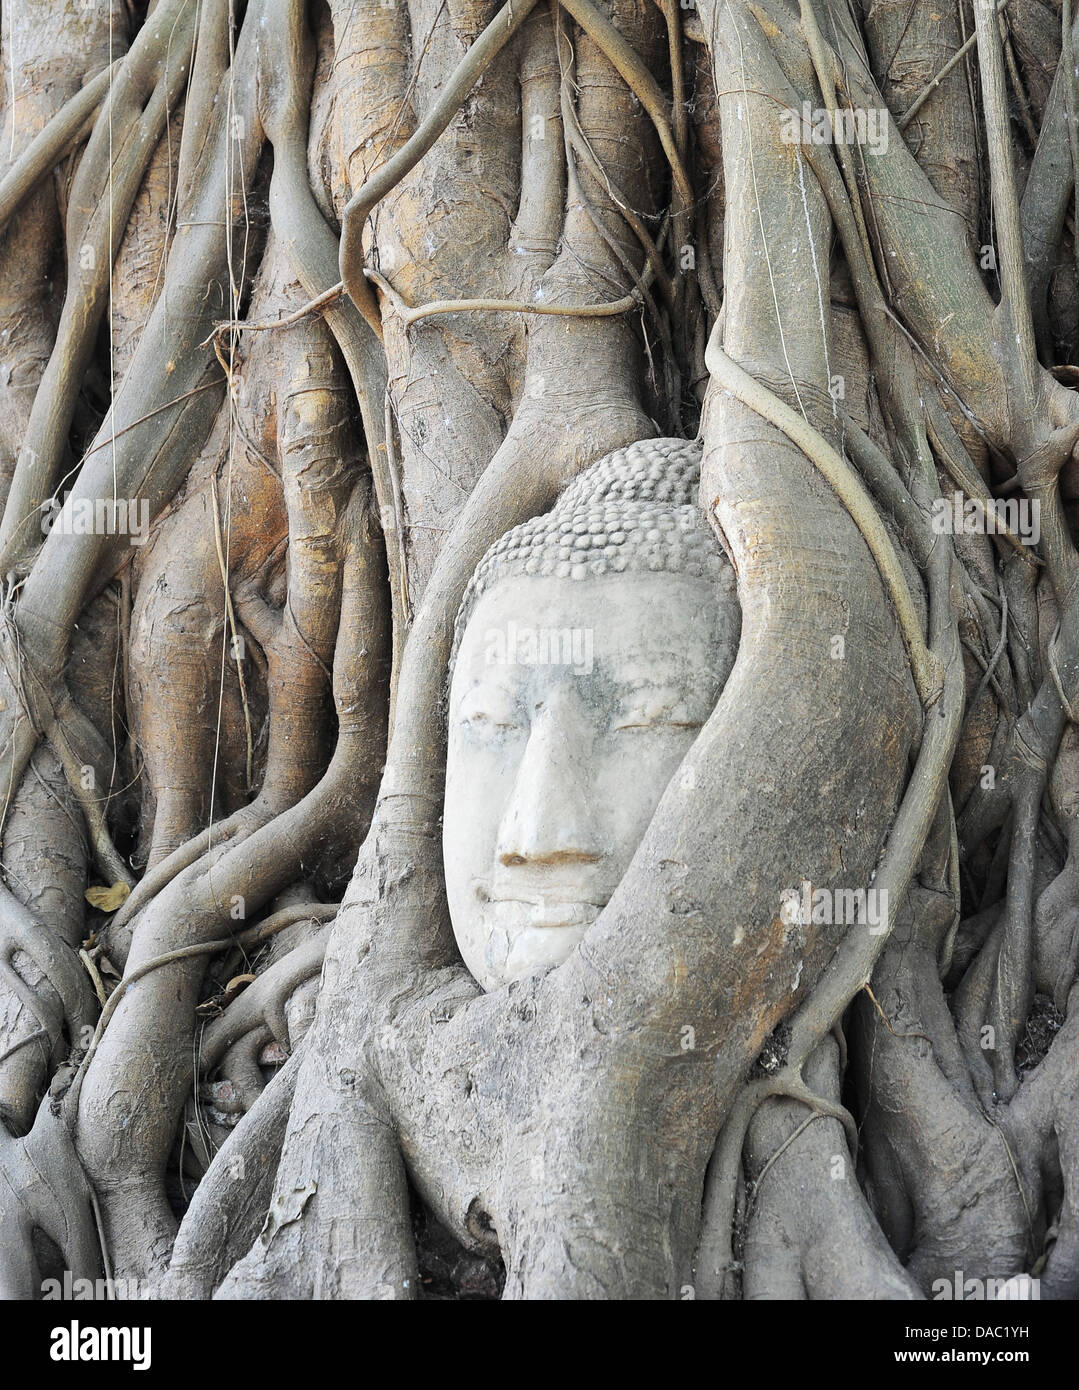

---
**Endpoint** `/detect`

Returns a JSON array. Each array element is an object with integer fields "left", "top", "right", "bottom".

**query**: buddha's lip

[{"left": 477, "top": 890, "right": 606, "bottom": 928}]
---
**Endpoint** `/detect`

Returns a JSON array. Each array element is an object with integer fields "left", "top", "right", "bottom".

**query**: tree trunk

[{"left": 0, "top": 0, "right": 1077, "bottom": 1302}]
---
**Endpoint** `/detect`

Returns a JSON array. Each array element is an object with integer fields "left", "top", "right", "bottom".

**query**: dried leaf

[{"left": 84, "top": 882, "right": 131, "bottom": 912}]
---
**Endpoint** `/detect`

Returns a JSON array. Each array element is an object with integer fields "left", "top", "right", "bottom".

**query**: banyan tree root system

[{"left": 0, "top": 0, "right": 1078, "bottom": 1300}]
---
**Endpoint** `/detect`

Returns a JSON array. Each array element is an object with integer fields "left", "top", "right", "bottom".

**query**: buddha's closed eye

[
  {"left": 610, "top": 687, "right": 702, "bottom": 732},
  {"left": 457, "top": 686, "right": 523, "bottom": 733}
]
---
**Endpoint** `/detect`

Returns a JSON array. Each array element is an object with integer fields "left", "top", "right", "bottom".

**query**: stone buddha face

[{"left": 444, "top": 439, "right": 740, "bottom": 991}]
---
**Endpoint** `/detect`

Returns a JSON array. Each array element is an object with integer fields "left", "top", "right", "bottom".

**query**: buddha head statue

[{"left": 444, "top": 438, "right": 740, "bottom": 990}]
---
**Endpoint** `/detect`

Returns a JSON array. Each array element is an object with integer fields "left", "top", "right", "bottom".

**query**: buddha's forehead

[
  {"left": 452, "top": 571, "right": 727, "bottom": 690},
  {"left": 467, "top": 569, "right": 719, "bottom": 631}
]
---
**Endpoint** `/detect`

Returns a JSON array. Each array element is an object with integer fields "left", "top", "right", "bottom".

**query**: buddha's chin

[
  {"left": 449, "top": 896, "right": 601, "bottom": 989},
  {"left": 502, "top": 921, "right": 588, "bottom": 983}
]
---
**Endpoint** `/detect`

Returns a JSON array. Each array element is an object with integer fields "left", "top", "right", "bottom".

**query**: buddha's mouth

[{"left": 478, "top": 890, "right": 605, "bottom": 930}]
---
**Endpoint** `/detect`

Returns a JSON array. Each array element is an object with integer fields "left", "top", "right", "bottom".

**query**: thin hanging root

[
  {"left": 73, "top": 381, "right": 225, "bottom": 467},
  {"left": 1002, "top": 24, "right": 1037, "bottom": 149},
  {"left": 1066, "top": 0, "right": 1079, "bottom": 277},
  {"left": 340, "top": 0, "right": 546, "bottom": 333},
  {"left": 942, "top": 795, "right": 961, "bottom": 975},
  {"left": 922, "top": 395, "right": 1042, "bottom": 567},
  {"left": 210, "top": 476, "right": 254, "bottom": 792},
  {"left": 771, "top": 1073, "right": 859, "bottom": 1156},
  {"left": 0, "top": 0, "right": 199, "bottom": 575},
  {"left": 697, "top": 1067, "right": 858, "bottom": 1297},
  {"left": 744, "top": 1072, "right": 861, "bottom": 1227},
  {"left": 656, "top": 0, "right": 688, "bottom": 157},
  {"left": 340, "top": 0, "right": 693, "bottom": 335},
  {"left": 364, "top": 267, "right": 639, "bottom": 328},
  {"left": 0, "top": 613, "right": 131, "bottom": 887},
  {"left": 862, "top": 983, "right": 933, "bottom": 1044},
  {"left": 705, "top": 325, "right": 942, "bottom": 706},
  {"left": 0, "top": 1027, "right": 48, "bottom": 1070},
  {"left": 745, "top": 1110, "right": 829, "bottom": 1220},
  {"left": 563, "top": 122, "right": 673, "bottom": 304},
  {"left": 0, "top": 891, "right": 97, "bottom": 1049},
  {"left": 552, "top": 12, "right": 680, "bottom": 419},
  {"left": 110, "top": 810, "right": 246, "bottom": 936},
  {"left": 0, "top": 957, "right": 62, "bottom": 1058},
  {"left": 555, "top": 11, "right": 666, "bottom": 289},
  {"left": 198, "top": 933, "right": 327, "bottom": 1078},
  {"left": 555, "top": 19, "right": 678, "bottom": 308},
  {"left": 233, "top": 902, "right": 337, "bottom": 951},
  {"left": 45, "top": 706, "right": 132, "bottom": 892},
  {"left": 973, "top": 0, "right": 1040, "bottom": 417},
  {"left": 896, "top": 0, "right": 1008, "bottom": 130},
  {"left": 203, "top": 281, "right": 346, "bottom": 356},
  {"left": 78, "top": 951, "right": 107, "bottom": 1011},
  {"left": 557, "top": 0, "right": 694, "bottom": 212},
  {"left": 382, "top": 388, "right": 411, "bottom": 665},
  {"left": 62, "top": 937, "right": 236, "bottom": 1123},
  {"left": 783, "top": 3, "right": 875, "bottom": 280}
]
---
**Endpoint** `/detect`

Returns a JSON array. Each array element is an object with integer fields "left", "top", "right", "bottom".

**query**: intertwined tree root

[{"left": 0, "top": 0, "right": 1077, "bottom": 1301}]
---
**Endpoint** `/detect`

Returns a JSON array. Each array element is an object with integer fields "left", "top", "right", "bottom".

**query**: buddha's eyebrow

[
  {"left": 617, "top": 676, "right": 686, "bottom": 691},
  {"left": 609, "top": 678, "right": 693, "bottom": 702},
  {"left": 599, "top": 654, "right": 706, "bottom": 684},
  {"left": 454, "top": 667, "right": 529, "bottom": 706},
  {"left": 460, "top": 667, "right": 524, "bottom": 693},
  {"left": 602, "top": 668, "right": 718, "bottom": 704}
]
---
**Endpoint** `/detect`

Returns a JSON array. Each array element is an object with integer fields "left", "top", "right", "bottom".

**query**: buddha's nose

[{"left": 495, "top": 702, "right": 601, "bottom": 867}]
